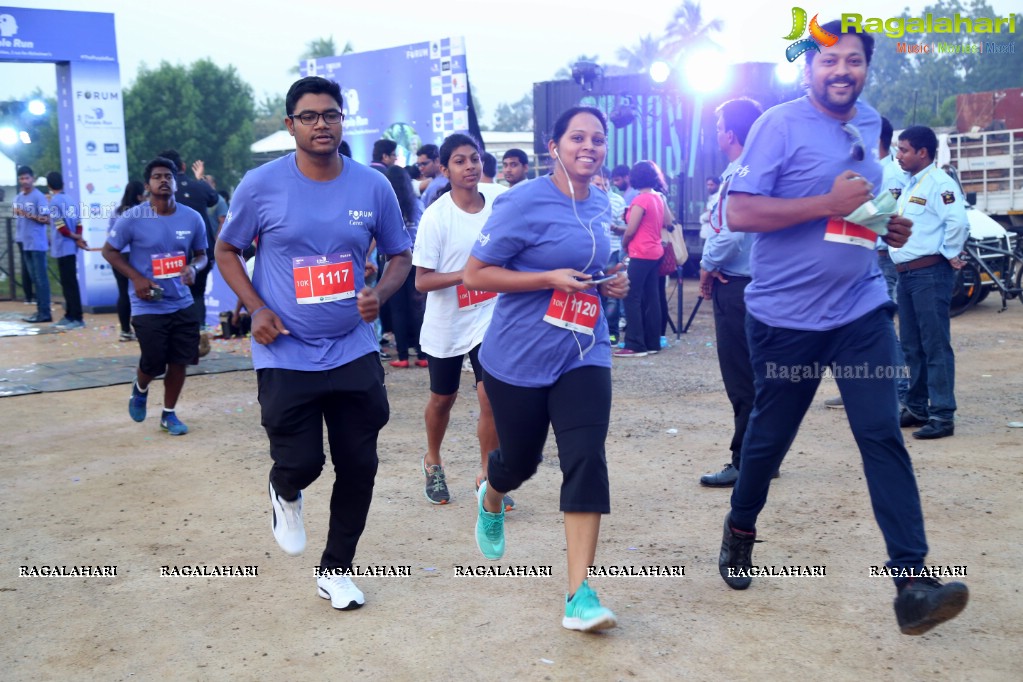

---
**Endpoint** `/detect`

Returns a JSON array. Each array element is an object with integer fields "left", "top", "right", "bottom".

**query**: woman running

[
  {"left": 412, "top": 133, "right": 511, "bottom": 509},
  {"left": 463, "top": 106, "right": 628, "bottom": 632}
]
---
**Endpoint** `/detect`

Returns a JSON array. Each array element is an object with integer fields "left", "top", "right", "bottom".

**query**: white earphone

[{"left": 553, "top": 148, "right": 560, "bottom": 158}]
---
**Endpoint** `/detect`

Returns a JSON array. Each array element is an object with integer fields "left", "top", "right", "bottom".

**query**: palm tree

[
  {"left": 660, "top": 1, "right": 724, "bottom": 61},
  {"left": 616, "top": 34, "right": 665, "bottom": 74},
  {"left": 290, "top": 37, "right": 354, "bottom": 74}
]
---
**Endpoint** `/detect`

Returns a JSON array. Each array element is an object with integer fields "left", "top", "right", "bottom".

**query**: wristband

[{"left": 251, "top": 305, "right": 268, "bottom": 317}]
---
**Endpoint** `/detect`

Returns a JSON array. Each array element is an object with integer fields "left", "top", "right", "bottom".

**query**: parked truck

[{"left": 948, "top": 88, "right": 1023, "bottom": 230}]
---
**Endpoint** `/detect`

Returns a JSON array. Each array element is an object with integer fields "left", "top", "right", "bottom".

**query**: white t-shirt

[{"left": 413, "top": 182, "right": 506, "bottom": 357}]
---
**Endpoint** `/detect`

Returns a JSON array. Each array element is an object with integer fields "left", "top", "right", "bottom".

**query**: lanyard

[{"left": 897, "top": 165, "right": 936, "bottom": 216}]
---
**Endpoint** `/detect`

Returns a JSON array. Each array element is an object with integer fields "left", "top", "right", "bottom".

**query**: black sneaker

[
  {"left": 719, "top": 513, "right": 758, "bottom": 590},
  {"left": 894, "top": 577, "right": 969, "bottom": 635}
]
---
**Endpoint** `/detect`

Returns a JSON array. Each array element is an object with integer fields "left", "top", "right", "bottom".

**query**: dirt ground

[{"left": 0, "top": 281, "right": 1021, "bottom": 681}]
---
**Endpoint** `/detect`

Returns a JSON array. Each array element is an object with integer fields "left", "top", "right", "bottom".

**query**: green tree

[
  {"left": 290, "top": 36, "right": 354, "bottom": 74},
  {"left": 660, "top": 1, "right": 723, "bottom": 61},
  {"left": 123, "top": 59, "right": 254, "bottom": 188},
  {"left": 616, "top": 34, "right": 665, "bottom": 74},
  {"left": 864, "top": 34, "right": 916, "bottom": 127},
  {"left": 252, "top": 93, "right": 287, "bottom": 142},
  {"left": 865, "top": 0, "right": 1021, "bottom": 128},
  {"left": 492, "top": 94, "right": 533, "bottom": 132}
]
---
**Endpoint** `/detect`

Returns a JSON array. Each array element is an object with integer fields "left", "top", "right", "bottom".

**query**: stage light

[
  {"left": 679, "top": 49, "right": 728, "bottom": 94},
  {"left": 0, "top": 127, "right": 18, "bottom": 145},
  {"left": 683, "top": 50, "right": 729, "bottom": 94},
  {"left": 27, "top": 99, "right": 46, "bottom": 116},
  {"left": 19, "top": 131, "right": 31, "bottom": 144},
  {"left": 775, "top": 61, "right": 801, "bottom": 85},
  {"left": 649, "top": 61, "right": 671, "bottom": 84}
]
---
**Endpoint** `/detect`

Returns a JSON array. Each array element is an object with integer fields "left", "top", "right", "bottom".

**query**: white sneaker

[
  {"left": 269, "top": 481, "right": 305, "bottom": 556},
  {"left": 317, "top": 574, "right": 365, "bottom": 610}
]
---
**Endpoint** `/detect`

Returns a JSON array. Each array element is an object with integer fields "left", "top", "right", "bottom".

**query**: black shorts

[
  {"left": 132, "top": 308, "right": 199, "bottom": 376},
  {"left": 425, "top": 345, "right": 483, "bottom": 396}
]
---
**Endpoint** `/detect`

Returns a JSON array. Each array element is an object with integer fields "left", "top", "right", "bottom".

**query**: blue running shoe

[
  {"left": 160, "top": 411, "right": 189, "bottom": 436},
  {"left": 128, "top": 382, "right": 147, "bottom": 422},
  {"left": 563, "top": 580, "right": 618, "bottom": 632},
  {"left": 475, "top": 480, "right": 505, "bottom": 560}
]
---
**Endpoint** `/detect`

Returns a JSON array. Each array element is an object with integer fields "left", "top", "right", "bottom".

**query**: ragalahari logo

[{"left": 783, "top": 8, "right": 839, "bottom": 62}]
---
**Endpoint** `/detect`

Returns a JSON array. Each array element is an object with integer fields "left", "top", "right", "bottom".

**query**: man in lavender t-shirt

[
  {"left": 716, "top": 21, "right": 967, "bottom": 636},
  {"left": 216, "top": 77, "right": 411, "bottom": 612},
  {"left": 103, "top": 157, "right": 208, "bottom": 437}
]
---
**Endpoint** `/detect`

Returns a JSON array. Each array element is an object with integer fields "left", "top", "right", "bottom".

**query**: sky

[{"left": 0, "top": 0, "right": 1019, "bottom": 127}]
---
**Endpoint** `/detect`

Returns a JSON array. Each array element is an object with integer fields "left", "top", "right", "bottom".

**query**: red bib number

[
  {"left": 151, "top": 251, "right": 186, "bottom": 279},
  {"left": 824, "top": 217, "right": 876, "bottom": 249},
  {"left": 456, "top": 284, "right": 497, "bottom": 310},
  {"left": 293, "top": 253, "right": 356, "bottom": 304},
  {"left": 543, "top": 290, "right": 600, "bottom": 335}
]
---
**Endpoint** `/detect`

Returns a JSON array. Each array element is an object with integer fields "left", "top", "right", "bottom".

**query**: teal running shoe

[
  {"left": 475, "top": 480, "right": 505, "bottom": 560},
  {"left": 563, "top": 580, "right": 618, "bottom": 632}
]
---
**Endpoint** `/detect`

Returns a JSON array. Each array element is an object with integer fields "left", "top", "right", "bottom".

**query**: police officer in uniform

[{"left": 890, "top": 125, "right": 969, "bottom": 440}]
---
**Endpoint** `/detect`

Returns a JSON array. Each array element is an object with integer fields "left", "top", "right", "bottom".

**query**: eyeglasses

[
  {"left": 289, "top": 110, "right": 344, "bottom": 126},
  {"left": 416, "top": 160, "right": 433, "bottom": 167},
  {"left": 842, "top": 122, "right": 866, "bottom": 162}
]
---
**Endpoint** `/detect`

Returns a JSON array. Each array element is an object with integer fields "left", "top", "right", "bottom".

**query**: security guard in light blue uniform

[{"left": 890, "top": 125, "right": 969, "bottom": 440}]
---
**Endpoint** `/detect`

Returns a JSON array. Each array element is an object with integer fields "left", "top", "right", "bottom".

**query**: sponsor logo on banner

[
  {"left": 85, "top": 141, "right": 97, "bottom": 153},
  {"left": 342, "top": 88, "right": 368, "bottom": 128},
  {"left": 104, "top": 143, "right": 119, "bottom": 152},
  {"left": 0, "top": 12, "right": 35, "bottom": 47},
  {"left": 76, "top": 89, "right": 119, "bottom": 101},
  {"left": 78, "top": 107, "right": 112, "bottom": 127}
]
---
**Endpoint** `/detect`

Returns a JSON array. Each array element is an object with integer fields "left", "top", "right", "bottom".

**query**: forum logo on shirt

[{"left": 348, "top": 209, "right": 374, "bottom": 226}]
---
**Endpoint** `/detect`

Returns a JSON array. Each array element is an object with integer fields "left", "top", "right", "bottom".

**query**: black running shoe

[
  {"left": 894, "top": 577, "right": 968, "bottom": 635},
  {"left": 719, "top": 513, "right": 757, "bottom": 590}
]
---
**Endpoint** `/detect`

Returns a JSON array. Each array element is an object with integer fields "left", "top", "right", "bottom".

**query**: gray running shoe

[{"left": 423, "top": 456, "right": 450, "bottom": 505}]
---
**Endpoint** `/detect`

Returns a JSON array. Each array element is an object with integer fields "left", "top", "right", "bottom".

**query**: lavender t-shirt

[
  {"left": 471, "top": 176, "right": 613, "bottom": 388},
  {"left": 48, "top": 193, "right": 80, "bottom": 259},
  {"left": 218, "top": 154, "right": 410, "bottom": 371},
  {"left": 728, "top": 96, "right": 888, "bottom": 331},
  {"left": 107, "top": 202, "right": 207, "bottom": 315}
]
